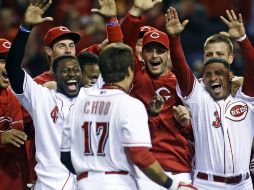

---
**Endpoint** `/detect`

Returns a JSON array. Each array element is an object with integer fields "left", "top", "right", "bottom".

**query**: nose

[
  {"left": 210, "top": 73, "right": 217, "bottom": 81},
  {"left": 152, "top": 50, "right": 159, "bottom": 58},
  {"left": 65, "top": 47, "right": 71, "bottom": 54},
  {"left": 68, "top": 70, "right": 75, "bottom": 76}
]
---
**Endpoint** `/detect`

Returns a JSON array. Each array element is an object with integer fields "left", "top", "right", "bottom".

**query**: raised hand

[
  {"left": 148, "top": 95, "right": 165, "bottom": 116},
  {"left": 23, "top": 0, "right": 53, "bottom": 28},
  {"left": 165, "top": 7, "right": 189, "bottom": 36},
  {"left": 172, "top": 105, "right": 191, "bottom": 127},
  {"left": 91, "top": 0, "right": 117, "bottom": 18},
  {"left": 135, "top": 0, "right": 162, "bottom": 12},
  {"left": 130, "top": 0, "right": 162, "bottom": 17},
  {"left": 0, "top": 129, "right": 27, "bottom": 147},
  {"left": 220, "top": 10, "right": 245, "bottom": 39}
]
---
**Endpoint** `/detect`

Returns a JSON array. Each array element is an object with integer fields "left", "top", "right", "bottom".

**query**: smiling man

[
  {"left": 0, "top": 38, "right": 30, "bottom": 190},
  {"left": 167, "top": 7, "right": 254, "bottom": 190},
  {"left": 5, "top": 1, "right": 83, "bottom": 189}
]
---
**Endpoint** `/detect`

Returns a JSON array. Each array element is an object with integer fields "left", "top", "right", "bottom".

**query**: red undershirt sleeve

[
  {"left": 105, "top": 17, "right": 123, "bottom": 43},
  {"left": 170, "top": 36, "right": 195, "bottom": 97},
  {"left": 126, "top": 147, "right": 156, "bottom": 170},
  {"left": 121, "top": 12, "right": 144, "bottom": 51},
  {"left": 239, "top": 37, "right": 254, "bottom": 96}
]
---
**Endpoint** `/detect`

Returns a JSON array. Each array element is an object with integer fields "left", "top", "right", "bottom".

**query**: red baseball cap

[
  {"left": 44, "top": 26, "right": 81, "bottom": 46},
  {"left": 0, "top": 38, "right": 11, "bottom": 54},
  {"left": 139, "top": 26, "right": 157, "bottom": 38},
  {"left": 142, "top": 30, "right": 169, "bottom": 49}
]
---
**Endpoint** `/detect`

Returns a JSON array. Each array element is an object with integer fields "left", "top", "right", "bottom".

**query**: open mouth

[
  {"left": 150, "top": 60, "right": 161, "bottom": 66},
  {"left": 1, "top": 71, "right": 9, "bottom": 83},
  {"left": 211, "top": 83, "right": 222, "bottom": 93},
  {"left": 2, "top": 72, "right": 8, "bottom": 79},
  {"left": 66, "top": 79, "right": 78, "bottom": 91}
]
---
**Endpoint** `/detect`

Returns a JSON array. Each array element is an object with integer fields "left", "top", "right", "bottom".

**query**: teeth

[
  {"left": 211, "top": 83, "right": 220, "bottom": 87},
  {"left": 67, "top": 80, "right": 77, "bottom": 84}
]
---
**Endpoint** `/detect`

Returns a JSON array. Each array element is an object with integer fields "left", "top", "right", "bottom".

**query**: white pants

[
  {"left": 193, "top": 172, "right": 253, "bottom": 190},
  {"left": 33, "top": 172, "right": 77, "bottom": 190},
  {"left": 77, "top": 171, "right": 138, "bottom": 190},
  {"left": 136, "top": 170, "right": 192, "bottom": 190}
]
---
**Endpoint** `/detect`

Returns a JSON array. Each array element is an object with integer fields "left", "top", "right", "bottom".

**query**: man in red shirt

[
  {"left": 119, "top": 1, "right": 195, "bottom": 189},
  {"left": 0, "top": 38, "right": 29, "bottom": 190}
]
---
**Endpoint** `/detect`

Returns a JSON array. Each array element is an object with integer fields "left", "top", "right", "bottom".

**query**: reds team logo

[
  {"left": 0, "top": 116, "right": 12, "bottom": 131},
  {"left": 212, "top": 111, "right": 221, "bottom": 128},
  {"left": 50, "top": 106, "right": 59, "bottom": 123},
  {"left": 155, "top": 87, "right": 172, "bottom": 101},
  {"left": 59, "top": 26, "right": 70, "bottom": 32},
  {"left": 225, "top": 101, "right": 248, "bottom": 121},
  {"left": 2, "top": 41, "right": 11, "bottom": 49},
  {"left": 150, "top": 32, "right": 160, "bottom": 39}
]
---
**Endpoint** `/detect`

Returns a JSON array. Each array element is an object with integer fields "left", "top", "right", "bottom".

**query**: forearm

[
  {"left": 6, "top": 28, "right": 30, "bottom": 94},
  {"left": 121, "top": 12, "right": 143, "bottom": 49},
  {"left": 142, "top": 161, "right": 170, "bottom": 186},
  {"left": 239, "top": 36, "right": 254, "bottom": 96},
  {"left": 105, "top": 17, "right": 123, "bottom": 43},
  {"left": 126, "top": 147, "right": 172, "bottom": 188},
  {"left": 170, "top": 35, "right": 195, "bottom": 97}
]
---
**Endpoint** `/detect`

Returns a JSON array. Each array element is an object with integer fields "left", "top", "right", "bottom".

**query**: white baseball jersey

[
  {"left": 177, "top": 78, "right": 254, "bottom": 176},
  {"left": 15, "top": 70, "right": 80, "bottom": 190},
  {"left": 67, "top": 88, "right": 152, "bottom": 175}
]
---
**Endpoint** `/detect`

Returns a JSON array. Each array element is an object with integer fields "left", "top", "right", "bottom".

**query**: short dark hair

[
  {"left": 77, "top": 52, "right": 98, "bottom": 70},
  {"left": 98, "top": 43, "right": 134, "bottom": 83},
  {"left": 204, "top": 34, "right": 233, "bottom": 54},
  {"left": 204, "top": 57, "right": 230, "bottom": 70},
  {"left": 52, "top": 55, "right": 79, "bottom": 73}
]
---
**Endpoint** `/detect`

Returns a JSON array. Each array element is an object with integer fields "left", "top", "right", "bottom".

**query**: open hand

[
  {"left": 220, "top": 10, "right": 245, "bottom": 39},
  {"left": 165, "top": 7, "right": 189, "bottom": 36},
  {"left": 91, "top": 0, "right": 117, "bottom": 18},
  {"left": 0, "top": 129, "right": 27, "bottom": 147},
  {"left": 23, "top": 0, "right": 53, "bottom": 28}
]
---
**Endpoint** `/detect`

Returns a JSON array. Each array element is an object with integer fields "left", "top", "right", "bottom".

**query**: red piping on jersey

[
  {"left": 61, "top": 172, "right": 70, "bottom": 190},
  {"left": 227, "top": 130, "right": 235, "bottom": 173},
  {"left": 56, "top": 97, "right": 64, "bottom": 119},
  {"left": 215, "top": 102, "right": 226, "bottom": 174}
]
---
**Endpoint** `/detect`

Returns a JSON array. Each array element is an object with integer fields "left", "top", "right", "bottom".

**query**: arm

[
  {"left": 126, "top": 147, "right": 197, "bottom": 190},
  {"left": 220, "top": 10, "right": 254, "bottom": 96},
  {"left": 91, "top": 0, "right": 123, "bottom": 43},
  {"left": 121, "top": 0, "right": 162, "bottom": 50},
  {"left": 165, "top": 7, "right": 195, "bottom": 97},
  {"left": 6, "top": 0, "right": 53, "bottom": 94}
]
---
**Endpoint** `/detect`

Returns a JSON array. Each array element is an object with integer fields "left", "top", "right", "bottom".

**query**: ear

[
  {"left": 229, "top": 71, "right": 235, "bottom": 80},
  {"left": 45, "top": 46, "right": 53, "bottom": 57},
  {"left": 126, "top": 66, "right": 134, "bottom": 78},
  {"left": 228, "top": 53, "right": 234, "bottom": 64}
]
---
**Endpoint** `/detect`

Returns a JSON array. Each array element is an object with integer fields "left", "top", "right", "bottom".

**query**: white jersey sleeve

[{"left": 119, "top": 98, "right": 151, "bottom": 147}]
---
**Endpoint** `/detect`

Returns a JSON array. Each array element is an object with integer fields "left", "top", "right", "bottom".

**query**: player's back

[{"left": 69, "top": 88, "right": 151, "bottom": 176}]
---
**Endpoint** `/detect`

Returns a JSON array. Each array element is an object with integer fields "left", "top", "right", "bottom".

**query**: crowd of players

[{"left": 1, "top": 0, "right": 254, "bottom": 190}]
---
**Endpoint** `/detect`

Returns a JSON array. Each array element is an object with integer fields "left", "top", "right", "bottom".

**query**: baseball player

[
  {"left": 5, "top": 1, "right": 83, "bottom": 189},
  {"left": 77, "top": 52, "right": 100, "bottom": 88},
  {"left": 0, "top": 38, "right": 30, "bottom": 190},
  {"left": 167, "top": 7, "right": 254, "bottom": 189},
  {"left": 116, "top": 1, "right": 195, "bottom": 189},
  {"left": 66, "top": 42, "right": 197, "bottom": 190}
]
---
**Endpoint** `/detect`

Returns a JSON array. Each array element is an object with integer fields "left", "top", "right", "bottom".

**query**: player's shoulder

[{"left": 119, "top": 94, "right": 146, "bottom": 110}]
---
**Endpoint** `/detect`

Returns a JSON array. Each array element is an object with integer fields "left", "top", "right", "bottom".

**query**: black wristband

[{"left": 163, "top": 177, "right": 173, "bottom": 189}]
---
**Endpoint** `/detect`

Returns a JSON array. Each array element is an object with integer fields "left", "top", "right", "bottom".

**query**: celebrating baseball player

[
  {"left": 5, "top": 0, "right": 83, "bottom": 189},
  {"left": 118, "top": 1, "right": 195, "bottom": 189},
  {"left": 166, "top": 6, "right": 254, "bottom": 190},
  {"left": 0, "top": 38, "right": 30, "bottom": 190},
  {"left": 66, "top": 42, "right": 197, "bottom": 190}
]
